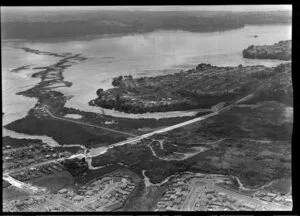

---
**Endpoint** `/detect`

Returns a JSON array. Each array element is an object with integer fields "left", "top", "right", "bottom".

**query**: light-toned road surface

[
  {"left": 87, "top": 99, "right": 240, "bottom": 158},
  {"left": 43, "top": 93, "right": 252, "bottom": 160},
  {"left": 89, "top": 94, "right": 253, "bottom": 158},
  {"left": 3, "top": 174, "right": 46, "bottom": 193},
  {"left": 147, "top": 141, "right": 206, "bottom": 161},
  {"left": 181, "top": 178, "right": 204, "bottom": 211},
  {"left": 159, "top": 140, "right": 164, "bottom": 149},
  {"left": 50, "top": 195, "right": 87, "bottom": 211},
  {"left": 114, "top": 94, "right": 252, "bottom": 143}
]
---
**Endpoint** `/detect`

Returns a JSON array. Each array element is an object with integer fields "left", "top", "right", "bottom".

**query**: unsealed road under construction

[{"left": 43, "top": 93, "right": 253, "bottom": 158}]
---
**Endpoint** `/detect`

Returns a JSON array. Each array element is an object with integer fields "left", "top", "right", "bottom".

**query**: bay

[{"left": 2, "top": 24, "right": 291, "bottom": 121}]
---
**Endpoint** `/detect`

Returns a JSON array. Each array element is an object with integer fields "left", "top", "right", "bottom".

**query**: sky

[{"left": 3, "top": 5, "right": 292, "bottom": 12}]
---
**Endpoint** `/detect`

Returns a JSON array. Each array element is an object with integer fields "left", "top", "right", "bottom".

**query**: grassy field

[
  {"left": 264, "top": 178, "right": 292, "bottom": 194},
  {"left": 28, "top": 171, "right": 75, "bottom": 193},
  {"left": 3, "top": 187, "right": 31, "bottom": 202}
]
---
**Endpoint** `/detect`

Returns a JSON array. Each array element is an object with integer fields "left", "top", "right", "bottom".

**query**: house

[
  {"left": 227, "top": 197, "right": 236, "bottom": 203},
  {"left": 274, "top": 196, "right": 283, "bottom": 202},
  {"left": 47, "top": 167, "right": 56, "bottom": 173},
  {"left": 58, "top": 188, "right": 68, "bottom": 194},
  {"left": 157, "top": 202, "right": 165, "bottom": 207},
  {"left": 165, "top": 206, "right": 174, "bottom": 211},
  {"left": 206, "top": 189, "right": 215, "bottom": 194},
  {"left": 161, "top": 197, "right": 169, "bottom": 201},
  {"left": 261, "top": 196, "right": 272, "bottom": 202},
  {"left": 267, "top": 192, "right": 277, "bottom": 198},
  {"left": 121, "top": 190, "right": 131, "bottom": 195},
  {"left": 181, "top": 186, "right": 189, "bottom": 191},
  {"left": 85, "top": 191, "right": 93, "bottom": 197},
  {"left": 53, "top": 165, "right": 63, "bottom": 172},
  {"left": 92, "top": 188, "right": 99, "bottom": 193},
  {"left": 177, "top": 193, "right": 183, "bottom": 197},
  {"left": 124, "top": 187, "right": 132, "bottom": 193},
  {"left": 172, "top": 204, "right": 181, "bottom": 210},
  {"left": 164, "top": 201, "right": 173, "bottom": 207},
  {"left": 73, "top": 195, "right": 84, "bottom": 202},
  {"left": 88, "top": 203, "right": 97, "bottom": 210},
  {"left": 170, "top": 194, "right": 177, "bottom": 199},
  {"left": 198, "top": 200, "right": 208, "bottom": 206},
  {"left": 110, "top": 191, "right": 117, "bottom": 196},
  {"left": 242, "top": 202, "right": 256, "bottom": 210},
  {"left": 173, "top": 199, "right": 181, "bottom": 206},
  {"left": 114, "top": 177, "right": 122, "bottom": 182},
  {"left": 218, "top": 192, "right": 227, "bottom": 198}
]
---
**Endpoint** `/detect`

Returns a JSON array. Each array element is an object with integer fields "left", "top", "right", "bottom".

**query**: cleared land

[{"left": 28, "top": 171, "right": 74, "bottom": 193}]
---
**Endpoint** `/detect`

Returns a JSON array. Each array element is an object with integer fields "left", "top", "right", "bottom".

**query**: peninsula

[
  {"left": 242, "top": 40, "right": 291, "bottom": 60},
  {"left": 90, "top": 63, "right": 292, "bottom": 114}
]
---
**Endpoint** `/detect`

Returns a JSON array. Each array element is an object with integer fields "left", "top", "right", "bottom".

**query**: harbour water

[{"left": 2, "top": 24, "right": 291, "bottom": 124}]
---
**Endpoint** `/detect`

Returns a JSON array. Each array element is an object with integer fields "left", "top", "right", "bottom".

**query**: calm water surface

[{"left": 2, "top": 24, "right": 292, "bottom": 121}]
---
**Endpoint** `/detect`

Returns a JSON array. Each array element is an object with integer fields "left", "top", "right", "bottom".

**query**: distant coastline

[
  {"left": 1, "top": 24, "right": 292, "bottom": 44},
  {"left": 2, "top": 10, "right": 291, "bottom": 41}
]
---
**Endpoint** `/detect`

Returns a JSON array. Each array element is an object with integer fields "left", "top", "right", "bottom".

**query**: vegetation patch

[
  {"left": 28, "top": 171, "right": 75, "bottom": 193},
  {"left": 90, "top": 63, "right": 291, "bottom": 114},
  {"left": 4, "top": 112, "right": 128, "bottom": 147},
  {"left": 2, "top": 136, "right": 44, "bottom": 148}
]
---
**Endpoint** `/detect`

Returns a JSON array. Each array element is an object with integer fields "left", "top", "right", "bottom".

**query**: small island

[
  {"left": 242, "top": 40, "right": 291, "bottom": 60},
  {"left": 89, "top": 63, "right": 292, "bottom": 114}
]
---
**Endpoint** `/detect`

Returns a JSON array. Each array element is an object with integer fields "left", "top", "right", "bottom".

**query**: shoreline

[
  {"left": 2, "top": 23, "right": 292, "bottom": 44},
  {"left": 3, "top": 128, "right": 61, "bottom": 147},
  {"left": 2, "top": 26, "right": 246, "bottom": 44},
  {"left": 3, "top": 44, "right": 292, "bottom": 192},
  {"left": 89, "top": 63, "right": 262, "bottom": 115},
  {"left": 90, "top": 106, "right": 211, "bottom": 120}
]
